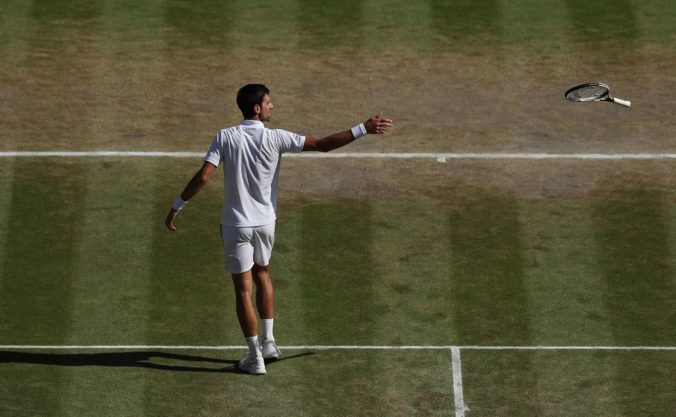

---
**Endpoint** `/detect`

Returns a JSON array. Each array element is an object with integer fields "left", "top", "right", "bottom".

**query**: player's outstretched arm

[
  {"left": 302, "top": 113, "right": 393, "bottom": 152},
  {"left": 165, "top": 161, "right": 217, "bottom": 232}
]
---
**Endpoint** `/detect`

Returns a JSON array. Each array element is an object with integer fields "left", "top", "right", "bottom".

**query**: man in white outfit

[{"left": 165, "top": 84, "right": 393, "bottom": 374}]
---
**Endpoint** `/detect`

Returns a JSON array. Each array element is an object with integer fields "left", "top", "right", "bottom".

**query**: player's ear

[{"left": 254, "top": 104, "right": 261, "bottom": 115}]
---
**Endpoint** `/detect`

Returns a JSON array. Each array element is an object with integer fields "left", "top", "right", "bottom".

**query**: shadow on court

[{"left": 0, "top": 351, "right": 315, "bottom": 374}]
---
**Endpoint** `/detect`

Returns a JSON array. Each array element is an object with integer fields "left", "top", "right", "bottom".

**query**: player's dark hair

[{"left": 237, "top": 84, "right": 270, "bottom": 118}]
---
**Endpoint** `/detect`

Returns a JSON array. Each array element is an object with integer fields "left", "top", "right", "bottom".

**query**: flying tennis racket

[{"left": 565, "top": 82, "right": 631, "bottom": 107}]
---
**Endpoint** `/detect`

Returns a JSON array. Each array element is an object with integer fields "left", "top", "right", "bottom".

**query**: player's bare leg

[
  {"left": 252, "top": 264, "right": 274, "bottom": 318},
  {"left": 232, "top": 271, "right": 266, "bottom": 374},
  {"left": 252, "top": 264, "right": 281, "bottom": 359},
  {"left": 232, "top": 271, "right": 258, "bottom": 337}
]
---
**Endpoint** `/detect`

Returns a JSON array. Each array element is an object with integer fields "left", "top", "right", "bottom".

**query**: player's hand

[
  {"left": 364, "top": 113, "right": 394, "bottom": 134},
  {"left": 165, "top": 209, "right": 179, "bottom": 232}
]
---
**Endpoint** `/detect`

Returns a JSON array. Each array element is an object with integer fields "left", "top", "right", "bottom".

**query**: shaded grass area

[
  {"left": 0, "top": 160, "right": 85, "bottom": 417},
  {"left": 0, "top": 160, "right": 85, "bottom": 343},
  {"left": 447, "top": 188, "right": 532, "bottom": 346},
  {"left": 0, "top": 349, "right": 452, "bottom": 417},
  {"left": 592, "top": 186, "right": 676, "bottom": 345}
]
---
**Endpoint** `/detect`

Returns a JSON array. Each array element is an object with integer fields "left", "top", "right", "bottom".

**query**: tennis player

[{"left": 164, "top": 84, "right": 393, "bottom": 375}]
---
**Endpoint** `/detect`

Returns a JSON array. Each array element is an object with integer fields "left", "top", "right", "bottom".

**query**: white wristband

[
  {"left": 351, "top": 123, "right": 367, "bottom": 139},
  {"left": 172, "top": 196, "right": 188, "bottom": 212}
]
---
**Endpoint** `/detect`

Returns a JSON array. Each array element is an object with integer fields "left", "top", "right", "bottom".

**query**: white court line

[
  {"left": 458, "top": 345, "right": 676, "bottom": 351},
  {"left": 3, "top": 151, "right": 676, "bottom": 160},
  {"left": 1, "top": 344, "right": 674, "bottom": 350},
  {"left": 0, "top": 151, "right": 205, "bottom": 158},
  {"left": 451, "top": 347, "right": 469, "bottom": 417}
]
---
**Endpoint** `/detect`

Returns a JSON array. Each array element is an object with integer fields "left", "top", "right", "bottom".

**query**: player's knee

[{"left": 252, "top": 264, "right": 271, "bottom": 284}]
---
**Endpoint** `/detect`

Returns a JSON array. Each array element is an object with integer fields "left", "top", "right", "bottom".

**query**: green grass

[
  {"left": 3, "top": 0, "right": 676, "bottom": 155},
  {"left": 463, "top": 350, "right": 676, "bottom": 417},
  {"left": 1, "top": 0, "right": 676, "bottom": 415},
  {"left": 1, "top": 158, "right": 675, "bottom": 416}
]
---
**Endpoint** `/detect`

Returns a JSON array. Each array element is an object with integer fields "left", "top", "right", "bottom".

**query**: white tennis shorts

[{"left": 220, "top": 223, "right": 275, "bottom": 274}]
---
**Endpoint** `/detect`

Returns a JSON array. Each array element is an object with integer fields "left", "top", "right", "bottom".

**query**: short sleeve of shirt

[
  {"left": 272, "top": 129, "right": 305, "bottom": 154},
  {"left": 203, "top": 134, "right": 223, "bottom": 167}
]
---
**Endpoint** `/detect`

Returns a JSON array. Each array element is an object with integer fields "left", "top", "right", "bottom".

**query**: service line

[{"left": 3, "top": 151, "right": 676, "bottom": 160}]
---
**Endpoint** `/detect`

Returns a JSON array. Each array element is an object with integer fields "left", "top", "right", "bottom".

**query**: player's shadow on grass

[{"left": 0, "top": 351, "right": 314, "bottom": 374}]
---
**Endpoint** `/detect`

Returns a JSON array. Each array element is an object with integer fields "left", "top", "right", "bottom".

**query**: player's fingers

[
  {"left": 165, "top": 211, "right": 178, "bottom": 231},
  {"left": 375, "top": 119, "right": 393, "bottom": 133},
  {"left": 365, "top": 114, "right": 393, "bottom": 134}
]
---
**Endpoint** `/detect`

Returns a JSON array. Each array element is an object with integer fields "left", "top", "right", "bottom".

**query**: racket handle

[{"left": 612, "top": 97, "right": 631, "bottom": 107}]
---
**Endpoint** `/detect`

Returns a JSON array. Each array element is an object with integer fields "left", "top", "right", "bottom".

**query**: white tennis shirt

[{"left": 204, "top": 120, "right": 305, "bottom": 227}]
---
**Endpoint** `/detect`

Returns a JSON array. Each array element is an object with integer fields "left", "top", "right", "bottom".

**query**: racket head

[{"left": 565, "top": 82, "right": 610, "bottom": 102}]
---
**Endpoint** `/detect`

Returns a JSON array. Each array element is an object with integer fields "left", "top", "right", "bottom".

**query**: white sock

[
  {"left": 262, "top": 319, "right": 274, "bottom": 341},
  {"left": 246, "top": 335, "right": 261, "bottom": 357}
]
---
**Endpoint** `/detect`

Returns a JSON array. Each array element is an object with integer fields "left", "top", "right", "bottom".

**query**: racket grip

[{"left": 612, "top": 97, "right": 631, "bottom": 107}]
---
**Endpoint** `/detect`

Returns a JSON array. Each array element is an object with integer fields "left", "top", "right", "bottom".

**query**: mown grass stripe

[
  {"left": 165, "top": 0, "right": 236, "bottom": 48},
  {"left": 146, "top": 163, "right": 227, "bottom": 345},
  {"left": 368, "top": 199, "right": 457, "bottom": 415},
  {"left": 298, "top": 0, "right": 365, "bottom": 49},
  {"left": 565, "top": 0, "right": 639, "bottom": 43},
  {"left": 498, "top": 0, "right": 570, "bottom": 46},
  {"left": 0, "top": 0, "right": 31, "bottom": 60},
  {"left": 522, "top": 203, "right": 615, "bottom": 343},
  {"left": 593, "top": 185, "right": 676, "bottom": 345},
  {"left": 296, "top": 200, "right": 400, "bottom": 414},
  {"left": 0, "top": 157, "right": 15, "bottom": 288},
  {"left": 447, "top": 186, "right": 540, "bottom": 415},
  {"left": 298, "top": 201, "right": 378, "bottom": 344},
  {"left": 430, "top": 0, "right": 501, "bottom": 44},
  {"left": 370, "top": 199, "right": 456, "bottom": 345},
  {"left": 447, "top": 188, "right": 533, "bottom": 345},
  {"left": 520, "top": 201, "right": 623, "bottom": 416},
  {"left": 144, "top": 161, "right": 229, "bottom": 415},
  {"left": 0, "top": 159, "right": 86, "bottom": 416},
  {"left": 0, "top": 160, "right": 85, "bottom": 342},
  {"left": 592, "top": 183, "right": 676, "bottom": 416}
]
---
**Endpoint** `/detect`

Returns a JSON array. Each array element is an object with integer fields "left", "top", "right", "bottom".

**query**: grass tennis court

[
  {"left": 1, "top": 157, "right": 675, "bottom": 416},
  {"left": 2, "top": 0, "right": 676, "bottom": 416}
]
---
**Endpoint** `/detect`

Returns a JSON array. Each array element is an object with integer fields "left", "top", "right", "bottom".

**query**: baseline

[{"left": 1, "top": 344, "right": 675, "bottom": 350}]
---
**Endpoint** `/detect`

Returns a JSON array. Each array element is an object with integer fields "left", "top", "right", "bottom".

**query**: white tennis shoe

[
  {"left": 238, "top": 355, "right": 266, "bottom": 375},
  {"left": 261, "top": 339, "right": 282, "bottom": 359}
]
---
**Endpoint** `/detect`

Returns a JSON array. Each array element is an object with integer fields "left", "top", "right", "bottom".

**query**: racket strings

[{"left": 566, "top": 85, "right": 608, "bottom": 101}]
